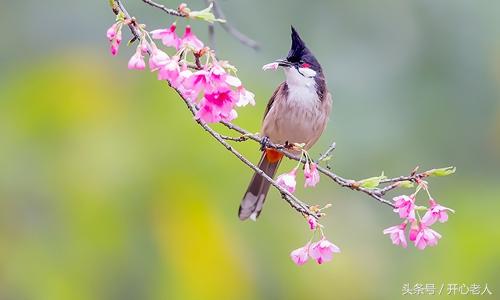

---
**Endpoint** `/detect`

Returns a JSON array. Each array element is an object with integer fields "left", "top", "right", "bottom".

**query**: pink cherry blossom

[
  {"left": 196, "top": 104, "right": 236, "bottom": 123},
  {"left": 307, "top": 215, "right": 317, "bottom": 230},
  {"left": 128, "top": 48, "right": 146, "bottom": 70},
  {"left": 205, "top": 88, "right": 235, "bottom": 111},
  {"left": 225, "top": 75, "right": 242, "bottom": 87},
  {"left": 179, "top": 26, "right": 204, "bottom": 51},
  {"left": 140, "top": 40, "right": 150, "bottom": 54},
  {"left": 414, "top": 225, "right": 442, "bottom": 250},
  {"left": 220, "top": 109, "right": 238, "bottom": 122},
  {"left": 195, "top": 88, "right": 236, "bottom": 123},
  {"left": 183, "top": 69, "right": 211, "bottom": 93},
  {"left": 290, "top": 243, "right": 310, "bottom": 266},
  {"left": 208, "top": 64, "right": 241, "bottom": 89},
  {"left": 235, "top": 87, "right": 255, "bottom": 107},
  {"left": 109, "top": 30, "right": 122, "bottom": 56},
  {"left": 107, "top": 23, "right": 122, "bottom": 56},
  {"left": 383, "top": 223, "right": 407, "bottom": 248},
  {"left": 148, "top": 44, "right": 170, "bottom": 71},
  {"left": 309, "top": 238, "right": 341, "bottom": 264},
  {"left": 110, "top": 40, "right": 120, "bottom": 56},
  {"left": 408, "top": 221, "right": 419, "bottom": 241},
  {"left": 421, "top": 199, "right": 454, "bottom": 226},
  {"left": 151, "top": 23, "right": 180, "bottom": 49},
  {"left": 158, "top": 56, "right": 180, "bottom": 82},
  {"left": 393, "top": 195, "right": 416, "bottom": 220},
  {"left": 106, "top": 23, "right": 118, "bottom": 41},
  {"left": 276, "top": 168, "right": 298, "bottom": 194},
  {"left": 196, "top": 100, "right": 220, "bottom": 123},
  {"left": 173, "top": 65, "right": 196, "bottom": 99},
  {"left": 304, "top": 161, "right": 320, "bottom": 188}
]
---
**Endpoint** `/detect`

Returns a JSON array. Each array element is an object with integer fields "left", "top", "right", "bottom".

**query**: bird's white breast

[{"left": 262, "top": 67, "right": 326, "bottom": 149}]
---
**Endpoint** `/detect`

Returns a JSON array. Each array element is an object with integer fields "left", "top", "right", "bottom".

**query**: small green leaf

[
  {"left": 358, "top": 172, "right": 387, "bottom": 189},
  {"left": 189, "top": 3, "right": 226, "bottom": 23},
  {"left": 399, "top": 180, "right": 414, "bottom": 188},
  {"left": 320, "top": 155, "right": 332, "bottom": 162},
  {"left": 116, "top": 12, "right": 126, "bottom": 22},
  {"left": 426, "top": 166, "right": 456, "bottom": 177}
]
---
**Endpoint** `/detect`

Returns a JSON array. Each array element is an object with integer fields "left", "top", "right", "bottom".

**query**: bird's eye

[{"left": 301, "top": 63, "right": 311, "bottom": 68}]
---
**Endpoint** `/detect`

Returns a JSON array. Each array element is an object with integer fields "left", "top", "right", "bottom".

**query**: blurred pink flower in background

[
  {"left": 421, "top": 199, "right": 454, "bottom": 226},
  {"left": 309, "top": 238, "right": 341, "bottom": 264},
  {"left": 414, "top": 225, "right": 442, "bottom": 250},
  {"left": 128, "top": 49, "right": 146, "bottom": 70},
  {"left": 393, "top": 195, "right": 416, "bottom": 220},
  {"left": 276, "top": 168, "right": 298, "bottom": 194},
  {"left": 304, "top": 161, "right": 320, "bottom": 188},
  {"left": 151, "top": 23, "right": 180, "bottom": 49},
  {"left": 290, "top": 243, "right": 310, "bottom": 266},
  {"left": 180, "top": 25, "right": 204, "bottom": 51},
  {"left": 383, "top": 223, "right": 408, "bottom": 248}
]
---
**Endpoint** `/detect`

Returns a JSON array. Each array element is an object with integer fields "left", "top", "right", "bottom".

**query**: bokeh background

[{"left": 1, "top": 1, "right": 499, "bottom": 299}]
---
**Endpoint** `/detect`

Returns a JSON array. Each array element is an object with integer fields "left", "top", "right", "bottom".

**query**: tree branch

[{"left": 109, "top": 0, "right": 449, "bottom": 217}]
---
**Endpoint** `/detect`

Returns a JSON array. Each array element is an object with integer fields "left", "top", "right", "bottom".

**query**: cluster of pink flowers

[
  {"left": 290, "top": 216, "right": 340, "bottom": 265},
  {"left": 106, "top": 20, "right": 255, "bottom": 123},
  {"left": 383, "top": 181, "right": 454, "bottom": 250},
  {"left": 274, "top": 155, "right": 333, "bottom": 265},
  {"left": 107, "top": 23, "right": 123, "bottom": 56},
  {"left": 276, "top": 160, "right": 320, "bottom": 193}
]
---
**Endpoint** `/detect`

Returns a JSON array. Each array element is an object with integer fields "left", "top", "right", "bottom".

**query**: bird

[{"left": 239, "top": 26, "right": 332, "bottom": 221}]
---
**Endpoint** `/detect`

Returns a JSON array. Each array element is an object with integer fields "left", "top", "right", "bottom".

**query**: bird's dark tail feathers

[{"left": 239, "top": 149, "right": 283, "bottom": 221}]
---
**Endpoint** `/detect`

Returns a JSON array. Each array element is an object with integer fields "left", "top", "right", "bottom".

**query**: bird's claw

[{"left": 260, "top": 136, "right": 270, "bottom": 151}]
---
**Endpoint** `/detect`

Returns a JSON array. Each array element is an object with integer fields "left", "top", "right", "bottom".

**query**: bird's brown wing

[{"left": 263, "top": 82, "right": 287, "bottom": 121}]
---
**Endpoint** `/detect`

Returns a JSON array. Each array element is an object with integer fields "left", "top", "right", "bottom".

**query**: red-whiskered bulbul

[{"left": 239, "top": 26, "right": 332, "bottom": 220}]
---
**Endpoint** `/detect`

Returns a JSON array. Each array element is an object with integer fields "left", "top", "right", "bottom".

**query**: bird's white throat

[{"left": 284, "top": 67, "right": 319, "bottom": 106}]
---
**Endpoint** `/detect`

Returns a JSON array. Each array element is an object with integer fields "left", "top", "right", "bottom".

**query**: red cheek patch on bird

[
  {"left": 301, "top": 63, "right": 311, "bottom": 68},
  {"left": 265, "top": 148, "right": 284, "bottom": 163}
]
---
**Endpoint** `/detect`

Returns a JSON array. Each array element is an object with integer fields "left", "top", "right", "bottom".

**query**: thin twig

[
  {"left": 204, "top": 0, "right": 216, "bottom": 50},
  {"left": 210, "top": 0, "right": 260, "bottom": 50},
  {"left": 380, "top": 173, "right": 428, "bottom": 184},
  {"left": 141, "top": 0, "right": 187, "bottom": 17},
  {"left": 220, "top": 134, "right": 249, "bottom": 142},
  {"left": 317, "top": 142, "right": 336, "bottom": 162},
  {"left": 112, "top": 0, "right": 142, "bottom": 40}
]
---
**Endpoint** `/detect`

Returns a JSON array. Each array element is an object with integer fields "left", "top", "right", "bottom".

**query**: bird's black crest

[
  {"left": 286, "top": 26, "right": 321, "bottom": 72},
  {"left": 287, "top": 26, "right": 307, "bottom": 63}
]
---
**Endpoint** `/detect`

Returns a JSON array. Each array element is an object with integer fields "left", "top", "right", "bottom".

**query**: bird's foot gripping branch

[{"left": 107, "top": 0, "right": 456, "bottom": 266}]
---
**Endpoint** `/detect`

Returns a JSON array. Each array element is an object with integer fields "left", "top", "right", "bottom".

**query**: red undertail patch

[{"left": 265, "top": 149, "right": 283, "bottom": 163}]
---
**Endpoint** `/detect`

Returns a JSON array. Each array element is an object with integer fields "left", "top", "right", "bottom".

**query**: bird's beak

[
  {"left": 262, "top": 58, "right": 293, "bottom": 71},
  {"left": 274, "top": 58, "right": 292, "bottom": 67}
]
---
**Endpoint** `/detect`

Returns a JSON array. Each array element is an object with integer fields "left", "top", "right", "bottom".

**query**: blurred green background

[{"left": 1, "top": 1, "right": 499, "bottom": 299}]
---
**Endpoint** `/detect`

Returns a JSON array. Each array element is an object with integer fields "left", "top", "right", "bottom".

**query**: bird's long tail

[{"left": 239, "top": 149, "right": 283, "bottom": 220}]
